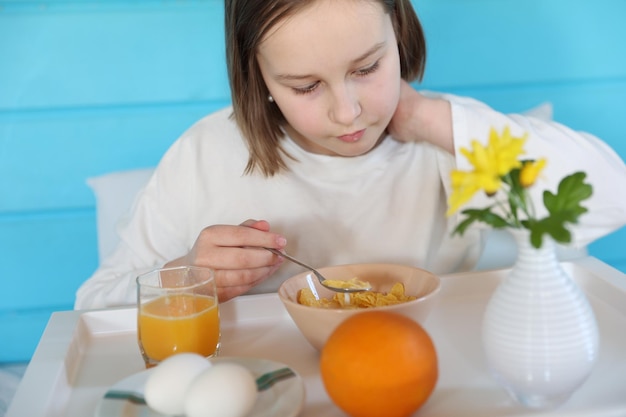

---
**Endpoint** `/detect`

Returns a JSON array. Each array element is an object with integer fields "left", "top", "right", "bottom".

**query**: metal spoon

[{"left": 265, "top": 248, "right": 371, "bottom": 293}]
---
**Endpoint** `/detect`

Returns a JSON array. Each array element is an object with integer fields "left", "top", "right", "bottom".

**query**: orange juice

[{"left": 138, "top": 293, "right": 219, "bottom": 364}]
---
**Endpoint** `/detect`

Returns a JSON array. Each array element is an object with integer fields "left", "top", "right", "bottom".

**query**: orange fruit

[{"left": 320, "top": 311, "right": 438, "bottom": 417}]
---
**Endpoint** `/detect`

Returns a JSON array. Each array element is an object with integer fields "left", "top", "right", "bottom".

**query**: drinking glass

[{"left": 137, "top": 266, "right": 220, "bottom": 368}]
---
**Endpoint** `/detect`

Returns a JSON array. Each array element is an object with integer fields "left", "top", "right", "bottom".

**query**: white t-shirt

[{"left": 75, "top": 93, "right": 626, "bottom": 309}]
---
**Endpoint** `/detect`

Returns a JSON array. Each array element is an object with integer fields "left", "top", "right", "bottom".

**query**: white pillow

[
  {"left": 521, "top": 101, "right": 553, "bottom": 120},
  {"left": 87, "top": 168, "right": 154, "bottom": 262}
]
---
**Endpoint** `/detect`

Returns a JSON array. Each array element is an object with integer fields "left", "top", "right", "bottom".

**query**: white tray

[{"left": 7, "top": 257, "right": 626, "bottom": 417}]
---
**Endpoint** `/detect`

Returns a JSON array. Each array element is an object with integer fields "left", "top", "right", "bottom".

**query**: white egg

[
  {"left": 184, "top": 363, "right": 258, "bottom": 417},
  {"left": 144, "top": 353, "right": 212, "bottom": 415}
]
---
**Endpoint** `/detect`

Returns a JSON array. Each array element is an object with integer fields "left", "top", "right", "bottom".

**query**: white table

[{"left": 7, "top": 257, "right": 626, "bottom": 417}]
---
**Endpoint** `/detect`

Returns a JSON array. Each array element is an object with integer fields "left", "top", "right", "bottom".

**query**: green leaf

[
  {"left": 452, "top": 171, "right": 592, "bottom": 248},
  {"left": 543, "top": 172, "right": 592, "bottom": 221},
  {"left": 453, "top": 216, "right": 476, "bottom": 236},
  {"left": 528, "top": 172, "right": 592, "bottom": 245},
  {"left": 453, "top": 207, "right": 509, "bottom": 236},
  {"left": 523, "top": 218, "right": 572, "bottom": 248}
]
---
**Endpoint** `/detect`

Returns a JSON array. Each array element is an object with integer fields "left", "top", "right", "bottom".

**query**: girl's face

[{"left": 257, "top": 0, "right": 401, "bottom": 157}]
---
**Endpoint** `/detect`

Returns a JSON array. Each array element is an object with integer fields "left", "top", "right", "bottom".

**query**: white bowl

[{"left": 278, "top": 263, "right": 441, "bottom": 351}]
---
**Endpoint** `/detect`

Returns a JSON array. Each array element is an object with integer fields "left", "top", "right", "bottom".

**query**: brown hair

[{"left": 225, "top": 0, "right": 426, "bottom": 176}]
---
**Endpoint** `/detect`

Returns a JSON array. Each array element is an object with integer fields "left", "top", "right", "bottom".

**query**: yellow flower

[
  {"left": 446, "top": 170, "right": 482, "bottom": 216},
  {"left": 447, "top": 127, "right": 528, "bottom": 215},
  {"left": 520, "top": 159, "right": 547, "bottom": 188},
  {"left": 487, "top": 126, "right": 527, "bottom": 176},
  {"left": 447, "top": 126, "right": 592, "bottom": 249}
]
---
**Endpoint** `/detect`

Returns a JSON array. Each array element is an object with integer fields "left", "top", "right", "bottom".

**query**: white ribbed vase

[{"left": 482, "top": 230, "right": 599, "bottom": 409}]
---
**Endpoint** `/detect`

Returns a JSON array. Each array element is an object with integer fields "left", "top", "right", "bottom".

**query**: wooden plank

[
  {"left": 0, "top": 212, "right": 98, "bottom": 309},
  {"left": 0, "top": 101, "right": 228, "bottom": 212},
  {"left": 2, "top": 0, "right": 625, "bottom": 110},
  {"left": 1, "top": 0, "right": 625, "bottom": 365},
  {"left": 589, "top": 229, "right": 626, "bottom": 273},
  {"left": 0, "top": 1, "right": 228, "bottom": 110},
  {"left": 0, "top": 209, "right": 96, "bottom": 362},
  {"left": 0, "top": 309, "right": 55, "bottom": 362},
  {"left": 417, "top": 0, "right": 626, "bottom": 88}
]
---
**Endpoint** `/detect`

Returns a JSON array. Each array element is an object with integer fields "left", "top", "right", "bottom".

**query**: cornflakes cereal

[
  {"left": 323, "top": 277, "right": 371, "bottom": 290},
  {"left": 297, "top": 283, "right": 416, "bottom": 309}
]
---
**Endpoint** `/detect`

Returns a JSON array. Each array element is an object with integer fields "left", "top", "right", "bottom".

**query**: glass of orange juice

[{"left": 137, "top": 266, "right": 220, "bottom": 368}]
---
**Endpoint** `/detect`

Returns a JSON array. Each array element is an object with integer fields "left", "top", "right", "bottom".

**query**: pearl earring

[{"left": 268, "top": 95, "right": 274, "bottom": 103}]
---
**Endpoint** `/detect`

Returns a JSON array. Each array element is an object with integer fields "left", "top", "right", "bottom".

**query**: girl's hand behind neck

[{"left": 387, "top": 80, "right": 454, "bottom": 155}]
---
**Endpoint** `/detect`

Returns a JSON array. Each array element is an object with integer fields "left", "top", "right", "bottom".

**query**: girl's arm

[{"left": 387, "top": 80, "right": 454, "bottom": 154}]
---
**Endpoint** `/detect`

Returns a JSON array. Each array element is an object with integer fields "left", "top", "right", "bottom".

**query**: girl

[{"left": 75, "top": 0, "right": 626, "bottom": 309}]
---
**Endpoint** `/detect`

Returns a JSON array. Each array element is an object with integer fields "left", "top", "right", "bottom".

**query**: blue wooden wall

[{"left": 1, "top": 0, "right": 625, "bottom": 362}]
